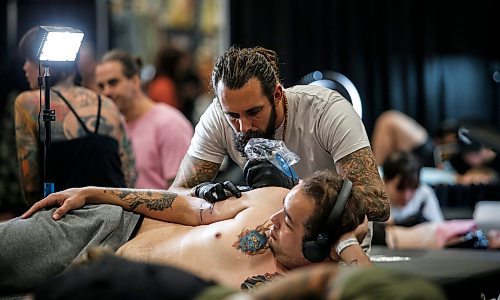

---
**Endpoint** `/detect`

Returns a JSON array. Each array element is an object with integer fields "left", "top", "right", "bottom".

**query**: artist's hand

[
  {"left": 193, "top": 181, "right": 242, "bottom": 203},
  {"left": 243, "top": 159, "right": 298, "bottom": 189},
  {"left": 21, "top": 187, "right": 88, "bottom": 220}
]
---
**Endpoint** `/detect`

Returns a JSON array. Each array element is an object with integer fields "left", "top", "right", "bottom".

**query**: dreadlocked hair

[{"left": 211, "top": 46, "right": 282, "bottom": 102}]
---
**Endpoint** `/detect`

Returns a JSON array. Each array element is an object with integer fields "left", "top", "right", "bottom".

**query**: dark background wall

[
  {"left": 1, "top": 0, "right": 97, "bottom": 98},
  {"left": 3, "top": 0, "right": 499, "bottom": 136},
  {"left": 230, "top": 0, "right": 500, "bottom": 136},
  {"left": 1, "top": 0, "right": 499, "bottom": 213}
]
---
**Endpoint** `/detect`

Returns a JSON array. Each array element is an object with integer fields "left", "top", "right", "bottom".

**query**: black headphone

[{"left": 302, "top": 179, "right": 353, "bottom": 263}]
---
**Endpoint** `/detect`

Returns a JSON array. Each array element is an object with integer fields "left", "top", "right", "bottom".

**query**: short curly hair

[{"left": 301, "top": 170, "right": 366, "bottom": 245}]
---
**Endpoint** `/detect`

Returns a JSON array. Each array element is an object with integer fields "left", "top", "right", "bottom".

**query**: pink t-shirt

[{"left": 126, "top": 104, "right": 193, "bottom": 189}]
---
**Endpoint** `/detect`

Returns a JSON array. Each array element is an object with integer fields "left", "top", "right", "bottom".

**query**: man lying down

[{"left": 0, "top": 170, "right": 369, "bottom": 293}]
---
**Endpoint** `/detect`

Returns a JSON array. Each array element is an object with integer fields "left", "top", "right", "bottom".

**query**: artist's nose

[{"left": 238, "top": 116, "right": 253, "bottom": 133}]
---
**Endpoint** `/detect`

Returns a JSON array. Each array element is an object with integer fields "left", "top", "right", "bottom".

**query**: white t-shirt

[
  {"left": 391, "top": 184, "right": 445, "bottom": 223},
  {"left": 188, "top": 85, "right": 370, "bottom": 178}
]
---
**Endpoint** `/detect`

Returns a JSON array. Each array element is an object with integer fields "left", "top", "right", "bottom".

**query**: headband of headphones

[
  {"left": 325, "top": 179, "right": 352, "bottom": 230},
  {"left": 301, "top": 178, "right": 353, "bottom": 263}
]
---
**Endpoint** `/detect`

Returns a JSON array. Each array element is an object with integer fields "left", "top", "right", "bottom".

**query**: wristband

[{"left": 335, "top": 238, "right": 359, "bottom": 256}]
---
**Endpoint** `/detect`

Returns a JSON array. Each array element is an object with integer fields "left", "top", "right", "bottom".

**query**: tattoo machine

[{"left": 244, "top": 138, "right": 300, "bottom": 180}]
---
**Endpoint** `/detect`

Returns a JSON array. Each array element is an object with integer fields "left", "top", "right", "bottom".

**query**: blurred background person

[
  {"left": 382, "top": 151, "right": 444, "bottom": 227},
  {"left": 146, "top": 46, "right": 181, "bottom": 110},
  {"left": 447, "top": 140, "right": 499, "bottom": 185},
  {"left": 380, "top": 220, "right": 500, "bottom": 250},
  {"left": 371, "top": 110, "right": 458, "bottom": 167},
  {"left": 75, "top": 39, "right": 99, "bottom": 93},
  {"left": 372, "top": 110, "right": 499, "bottom": 186},
  {"left": 0, "top": 88, "right": 24, "bottom": 220},
  {"left": 15, "top": 27, "right": 136, "bottom": 205},
  {"left": 96, "top": 49, "right": 193, "bottom": 189},
  {"left": 147, "top": 46, "right": 202, "bottom": 124}
]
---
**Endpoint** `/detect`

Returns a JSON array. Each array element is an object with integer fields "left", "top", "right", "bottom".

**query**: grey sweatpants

[{"left": 0, "top": 204, "right": 140, "bottom": 293}]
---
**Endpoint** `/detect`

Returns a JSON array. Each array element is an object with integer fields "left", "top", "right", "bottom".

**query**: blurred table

[{"left": 371, "top": 246, "right": 500, "bottom": 299}]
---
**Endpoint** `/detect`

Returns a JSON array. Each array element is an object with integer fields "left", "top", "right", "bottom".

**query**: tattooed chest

[{"left": 233, "top": 221, "right": 272, "bottom": 255}]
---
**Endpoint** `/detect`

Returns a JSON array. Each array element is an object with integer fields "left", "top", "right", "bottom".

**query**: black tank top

[{"left": 40, "top": 90, "right": 127, "bottom": 193}]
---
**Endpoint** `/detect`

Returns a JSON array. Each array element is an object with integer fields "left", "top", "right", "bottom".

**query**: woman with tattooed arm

[{"left": 15, "top": 27, "right": 136, "bottom": 205}]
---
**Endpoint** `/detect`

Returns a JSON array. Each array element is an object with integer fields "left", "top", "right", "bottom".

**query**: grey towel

[{"left": 0, "top": 204, "right": 140, "bottom": 293}]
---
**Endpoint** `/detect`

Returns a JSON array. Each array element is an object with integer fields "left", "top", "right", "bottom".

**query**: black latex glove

[
  {"left": 243, "top": 159, "right": 299, "bottom": 189},
  {"left": 193, "top": 181, "right": 242, "bottom": 203}
]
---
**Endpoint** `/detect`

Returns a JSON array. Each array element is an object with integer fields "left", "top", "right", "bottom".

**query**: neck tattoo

[{"left": 282, "top": 93, "right": 288, "bottom": 142}]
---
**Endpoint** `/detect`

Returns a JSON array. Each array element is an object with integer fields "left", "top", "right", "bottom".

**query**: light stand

[
  {"left": 42, "top": 66, "right": 55, "bottom": 196},
  {"left": 35, "top": 26, "right": 84, "bottom": 196}
]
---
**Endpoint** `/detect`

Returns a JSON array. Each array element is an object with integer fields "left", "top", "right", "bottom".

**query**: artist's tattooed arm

[
  {"left": 15, "top": 93, "right": 41, "bottom": 206},
  {"left": 170, "top": 154, "right": 221, "bottom": 195},
  {"left": 335, "top": 146, "right": 390, "bottom": 221}
]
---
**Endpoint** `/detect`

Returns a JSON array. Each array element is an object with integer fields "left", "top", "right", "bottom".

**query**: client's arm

[
  {"left": 332, "top": 216, "right": 373, "bottom": 267},
  {"left": 22, "top": 187, "right": 248, "bottom": 226}
]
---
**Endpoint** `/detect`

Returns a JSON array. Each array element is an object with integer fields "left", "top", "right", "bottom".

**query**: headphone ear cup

[{"left": 302, "top": 236, "right": 329, "bottom": 263}]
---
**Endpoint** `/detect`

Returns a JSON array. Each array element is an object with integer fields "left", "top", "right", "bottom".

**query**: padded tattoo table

[{"left": 371, "top": 246, "right": 500, "bottom": 299}]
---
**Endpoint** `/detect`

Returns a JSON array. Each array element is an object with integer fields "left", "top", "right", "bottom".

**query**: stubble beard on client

[
  {"left": 268, "top": 232, "right": 299, "bottom": 270},
  {"left": 233, "top": 101, "right": 277, "bottom": 157}
]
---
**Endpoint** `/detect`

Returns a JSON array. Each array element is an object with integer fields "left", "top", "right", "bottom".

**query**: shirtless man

[{"left": 1, "top": 170, "right": 367, "bottom": 292}]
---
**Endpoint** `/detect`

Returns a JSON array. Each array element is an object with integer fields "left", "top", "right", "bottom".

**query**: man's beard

[
  {"left": 233, "top": 103, "right": 277, "bottom": 157},
  {"left": 268, "top": 237, "right": 301, "bottom": 270}
]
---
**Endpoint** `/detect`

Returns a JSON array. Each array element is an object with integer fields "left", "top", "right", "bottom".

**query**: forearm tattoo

[
  {"left": 336, "top": 146, "right": 390, "bottom": 221},
  {"left": 173, "top": 155, "right": 221, "bottom": 189},
  {"left": 233, "top": 221, "right": 272, "bottom": 255},
  {"left": 104, "top": 189, "right": 177, "bottom": 211}
]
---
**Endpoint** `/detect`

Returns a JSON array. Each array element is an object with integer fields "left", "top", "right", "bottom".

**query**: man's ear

[
  {"left": 273, "top": 84, "right": 284, "bottom": 104},
  {"left": 132, "top": 74, "right": 141, "bottom": 89}
]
